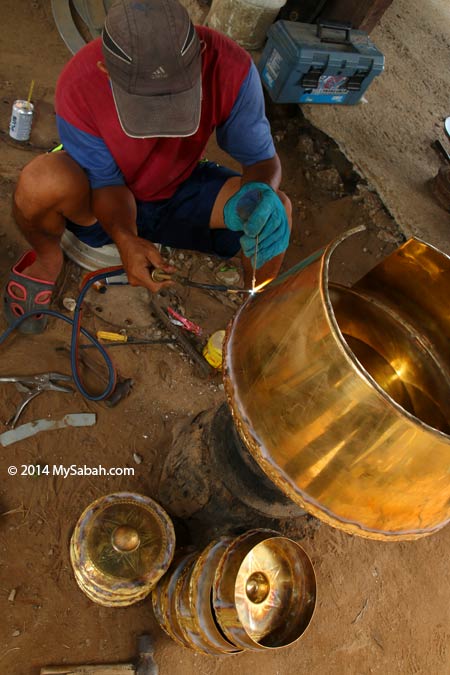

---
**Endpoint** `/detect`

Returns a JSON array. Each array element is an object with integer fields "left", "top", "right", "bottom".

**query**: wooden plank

[{"left": 320, "top": 0, "right": 394, "bottom": 33}]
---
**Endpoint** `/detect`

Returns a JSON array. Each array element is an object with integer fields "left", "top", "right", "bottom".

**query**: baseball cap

[{"left": 102, "top": 0, "right": 202, "bottom": 138}]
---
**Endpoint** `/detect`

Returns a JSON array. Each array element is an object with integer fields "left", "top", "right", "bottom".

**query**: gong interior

[{"left": 330, "top": 285, "right": 450, "bottom": 434}]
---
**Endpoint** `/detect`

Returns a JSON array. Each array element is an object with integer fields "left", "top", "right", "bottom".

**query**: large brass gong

[{"left": 224, "top": 230, "right": 450, "bottom": 541}]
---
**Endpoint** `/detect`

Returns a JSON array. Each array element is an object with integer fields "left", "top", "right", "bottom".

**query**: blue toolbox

[{"left": 258, "top": 20, "right": 385, "bottom": 105}]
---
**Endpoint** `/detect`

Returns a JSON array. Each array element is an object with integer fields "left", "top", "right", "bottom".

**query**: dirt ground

[
  {"left": 303, "top": 0, "right": 450, "bottom": 254},
  {"left": 0, "top": 2, "right": 449, "bottom": 675}
]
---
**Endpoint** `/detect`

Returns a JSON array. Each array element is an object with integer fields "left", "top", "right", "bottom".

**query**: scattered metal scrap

[
  {"left": 51, "top": 0, "right": 114, "bottom": 55},
  {"left": 51, "top": 0, "right": 85, "bottom": 55},
  {"left": 149, "top": 294, "right": 213, "bottom": 378},
  {"left": 0, "top": 413, "right": 96, "bottom": 447},
  {"left": 72, "top": 0, "right": 110, "bottom": 36}
]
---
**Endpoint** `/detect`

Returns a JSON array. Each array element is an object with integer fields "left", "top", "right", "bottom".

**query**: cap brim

[{"left": 110, "top": 76, "right": 202, "bottom": 139}]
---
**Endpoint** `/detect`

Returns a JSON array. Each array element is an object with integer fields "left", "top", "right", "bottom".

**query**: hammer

[{"left": 40, "top": 635, "right": 158, "bottom": 675}]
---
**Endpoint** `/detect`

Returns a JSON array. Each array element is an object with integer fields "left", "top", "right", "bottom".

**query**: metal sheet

[
  {"left": 71, "top": 0, "right": 107, "bottom": 36},
  {"left": 51, "top": 0, "right": 86, "bottom": 54}
]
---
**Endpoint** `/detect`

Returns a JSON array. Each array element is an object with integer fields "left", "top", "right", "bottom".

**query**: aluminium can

[{"left": 9, "top": 100, "right": 34, "bottom": 141}]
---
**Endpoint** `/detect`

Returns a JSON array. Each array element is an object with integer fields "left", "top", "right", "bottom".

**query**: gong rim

[
  {"left": 152, "top": 550, "right": 198, "bottom": 649},
  {"left": 212, "top": 529, "right": 278, "bottom": 650},
  {"left": 179, "top": 538, "right": 240, "bottom": 655}
]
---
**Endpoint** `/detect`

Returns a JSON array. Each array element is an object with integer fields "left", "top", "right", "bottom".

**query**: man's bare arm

[
  {"left": 240, "top": 155, "right": 282, "bottom": 191},
  {"left": 91, "top": 185, "right": 174, "bottom": 291}
]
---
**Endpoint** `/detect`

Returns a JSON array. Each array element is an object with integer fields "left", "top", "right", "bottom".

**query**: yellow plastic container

[{"left": 203, "top": 330, "right": 226, "bottom": 370}]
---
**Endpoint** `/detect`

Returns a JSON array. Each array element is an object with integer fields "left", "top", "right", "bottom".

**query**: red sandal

[{"left": 3, "top": 251, "right": 55, "bottom": 334}]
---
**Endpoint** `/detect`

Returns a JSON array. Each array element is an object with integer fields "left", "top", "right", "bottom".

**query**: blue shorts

[{"left": 66, "top": 161, "right": 242, "bottom": 258}]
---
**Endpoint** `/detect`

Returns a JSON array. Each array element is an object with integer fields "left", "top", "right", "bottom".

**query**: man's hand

[
  {"left": 115, "top": 233, "right": 175, "bottom": 293},
  {"left": 224, "top": 182, "right": 290, "bottom": 268}
]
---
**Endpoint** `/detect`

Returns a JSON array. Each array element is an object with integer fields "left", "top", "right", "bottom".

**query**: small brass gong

[
  {"left": 213, "top": 531, "right": 316, "bottom": 650},
  {"left": 70, "top": 492, "right": 175, "bottom": 607}
]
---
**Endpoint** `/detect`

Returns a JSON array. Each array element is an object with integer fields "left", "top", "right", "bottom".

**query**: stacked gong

[
  {"left": 70, "top": 492, "right": 176, "bottom": 607},
  {"left": 152, "top": 529, "right": 316, "bottom": 654}
]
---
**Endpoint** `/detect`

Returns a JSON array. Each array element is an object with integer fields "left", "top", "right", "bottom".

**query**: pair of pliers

[{"left": 0, "top": 372, "right": 73, "bottom": 428}]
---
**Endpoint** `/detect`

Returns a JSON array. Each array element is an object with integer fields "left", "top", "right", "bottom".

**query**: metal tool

[
  {"left": 0, "top": 372, "right": 73, "bottom": 428},
  {"left": 151, "top": 268, "right": 252, "bottom": 294},
  {"left": 80, "top": 331, "right": 175, "bottom": 349},
  {"left": 431, "top": 139, "right": 450, "bottom": 164},
  {"left": 105, "top": 378, "right": 134, "bottom": 408},
  {"left": 136, "top": 635, "right": 158, "bottom": 675},
  {"left": 252, "top": 234, "right": 259, "bottom": 292},
  {"left": 445, "top": 116, "right": 450, "bottom": 140},
  {"left": 81, "top": 339, "right": 174, "bottom": 349},
  {"left": 40, "top": 633, "right": 158, "bottom": 675}
]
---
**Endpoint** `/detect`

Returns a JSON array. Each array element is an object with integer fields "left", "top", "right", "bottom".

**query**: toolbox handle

[{"left": 317, "top": 20, "right": 352, "bottom": 45}]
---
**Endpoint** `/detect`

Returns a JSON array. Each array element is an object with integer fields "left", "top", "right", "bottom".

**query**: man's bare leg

[
  {"left": 209, "top": 176, "right": 292, "bottom": 288},
  {"left": 12, "top": 151, "right": 97, "bottom": 282}
]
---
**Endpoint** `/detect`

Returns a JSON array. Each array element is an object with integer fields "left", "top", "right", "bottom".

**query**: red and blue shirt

[{"left": 55, "top": 26, "right": 275, "bottom": 201}]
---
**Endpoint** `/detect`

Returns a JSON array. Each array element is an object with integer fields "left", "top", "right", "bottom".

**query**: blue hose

[{"left": 0, "top": 267, "right": 127, "bottom": 401}]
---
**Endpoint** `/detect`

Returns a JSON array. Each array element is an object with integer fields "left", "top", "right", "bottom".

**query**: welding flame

[{"left": 252, "top": 277, "right": 274, "bottom": 294}]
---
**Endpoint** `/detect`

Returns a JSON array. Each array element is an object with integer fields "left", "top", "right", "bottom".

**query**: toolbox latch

[
  {"left": 301, "top": 67, "right": 325, "bottom": 89},
  {"left": 346, "top": 71, "right": 368, "bottom": 91}
]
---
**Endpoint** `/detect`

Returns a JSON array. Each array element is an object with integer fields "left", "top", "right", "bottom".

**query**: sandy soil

[
  {"left": 0, "top": 2, "right": 449, "bottom": 675},
  {"left": 303, "top": 0, "right": 450, "bottom": 254}
]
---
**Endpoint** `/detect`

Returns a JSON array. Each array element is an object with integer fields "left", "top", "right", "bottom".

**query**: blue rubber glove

[{"left": 224, "top": 182, "right": 290, "bottom": 269}]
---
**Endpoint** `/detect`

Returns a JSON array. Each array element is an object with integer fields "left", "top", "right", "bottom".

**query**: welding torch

[{"left": 151, "top": 268, "right": 253, "bottom": 294}]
